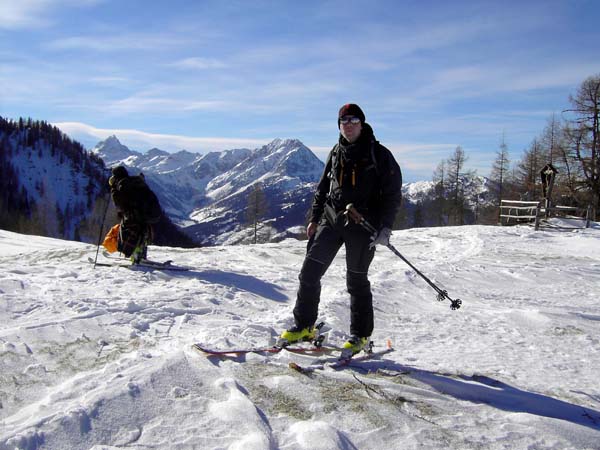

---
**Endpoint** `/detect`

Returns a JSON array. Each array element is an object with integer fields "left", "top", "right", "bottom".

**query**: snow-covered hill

[{"left": 1, "top": 223, "right": 600, "bottom": 449}]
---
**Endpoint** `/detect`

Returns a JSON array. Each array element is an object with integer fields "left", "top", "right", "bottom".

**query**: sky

[{"left": 2, "top": 0, "right": 600, "bottom": 182}]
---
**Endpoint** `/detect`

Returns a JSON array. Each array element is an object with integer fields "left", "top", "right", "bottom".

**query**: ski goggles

[{"left": 339, "top": 116, "right": 361, "bottom": 125}]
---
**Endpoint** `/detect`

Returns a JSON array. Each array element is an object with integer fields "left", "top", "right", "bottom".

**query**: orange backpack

[{"left": 103, "top": 223, "right": 120, "bottom": 253}]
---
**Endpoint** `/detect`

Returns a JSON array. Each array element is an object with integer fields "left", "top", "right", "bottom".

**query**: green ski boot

[
  {"left": 340, "top": 335, "right": 369, "bottom": 359},
  {"left": 277, "top": 325, "right": 316, "bottom": 347}
]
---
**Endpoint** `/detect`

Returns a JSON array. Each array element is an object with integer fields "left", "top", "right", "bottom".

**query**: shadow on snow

[
  {"left": 169, "top": 268, "right": 289, "bottom": 302},
  {"left": 354, "top": 359, "right": 600, "bottom": 431}
]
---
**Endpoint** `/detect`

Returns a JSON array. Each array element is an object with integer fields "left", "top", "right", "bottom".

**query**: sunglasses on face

[{"left": 339, "top": 116, "right": 361, "bottom": 125}]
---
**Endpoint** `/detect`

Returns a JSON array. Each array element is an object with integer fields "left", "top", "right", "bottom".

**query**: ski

[
  {"left": 192, "top": 322, "right": 336, "bottom": 357},
  {"left": 193, "top": 343, "right": 284, "bottom": 355},
  {"left": 88, "top": 257, "right": 190, "bottom": 271},
  {"left": 102, "top": 251, "right": 189, "bottom": 270},
  {"left": 102, "top": 250, "right": 123, "bottom": 259},
  {"left": 192, "top": 342, "right": 339, "bottom": 356},
  {"left": 102, "top": 251, "right": 174, "bottom": 265},
  {"left": 88, "top": 257, "right": 130, "bottom": 268},
  {"left": 288, "top": 342, "right": 394, "bottom": 374}
]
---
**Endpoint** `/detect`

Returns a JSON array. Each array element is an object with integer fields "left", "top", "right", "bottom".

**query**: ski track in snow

[{"left": 1, "top": 224, "right": 600, "bottom": 449}]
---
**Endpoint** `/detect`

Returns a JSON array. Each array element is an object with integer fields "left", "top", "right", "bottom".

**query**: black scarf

[{"left": 338, "top": 122, "right": 375, "bottom": 163}]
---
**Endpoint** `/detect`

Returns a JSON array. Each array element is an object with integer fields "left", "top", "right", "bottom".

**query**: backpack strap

[
  {"left": 368, "top": 140, "right": 379, "bottom": 176},
  {"left": 329, "top": 141, "right": 381, "bottom": 190},
  {"left": 328, "top": 143, "right": 341, "bottom": 195}
]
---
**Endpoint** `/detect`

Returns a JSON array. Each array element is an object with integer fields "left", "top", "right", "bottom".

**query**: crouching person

[{"left": 109, "top": 166, "right": 162, "bottom": 263}]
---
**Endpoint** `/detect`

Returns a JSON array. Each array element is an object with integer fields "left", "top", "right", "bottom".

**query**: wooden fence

[
  {"left": 500, "top": 200, "right": 592, "bottom": 230},
  {"left": 499, "top": 200, "right": 539, "bottom": 225}
]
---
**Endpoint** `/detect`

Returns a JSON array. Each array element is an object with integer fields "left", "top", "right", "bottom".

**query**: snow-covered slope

[{"left": 1, "top": 223, "right": 600, "bottom": 449}]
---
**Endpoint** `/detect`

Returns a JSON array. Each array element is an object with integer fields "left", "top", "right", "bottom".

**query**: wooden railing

[
  {"left": 500, "top": 200, "right": 592, "bottom": 230},
  {"left": 499, "top": 200, "right": 540, "bottom": 225}
]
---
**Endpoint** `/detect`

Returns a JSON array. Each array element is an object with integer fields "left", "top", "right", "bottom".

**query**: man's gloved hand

[{"left": 369, "top": 227, "right": 392, "bottom": 249}]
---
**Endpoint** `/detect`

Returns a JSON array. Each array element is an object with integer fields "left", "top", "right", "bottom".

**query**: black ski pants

[
  {"left": 293, "top": 220, "right": 375, "bottom": 338},
  {"left": 118, "top": 216, "right": 151, "bottom": 258}
]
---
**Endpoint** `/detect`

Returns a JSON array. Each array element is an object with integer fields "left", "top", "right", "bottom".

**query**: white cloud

[
  {"left": 46, "top": 34, "right": 188, "bottom": 52},
  {"left": 105, "top": 95, "right": 232, "bottom": 114},
  {"left": 413, "top": 62, "right": 600, "bottom": 103},
  {"left": 89, "top": 76, "right": 132, "bottom": 86},
  {"left": 0, "top": 0, "right": 52, "bottom": 29},
  {"left": 170, "top": 57, "right": 228, "bottom": 70},
  {"left": 53, "top": 121, "right": 271, "bottom": 152},
  {"left": 0, "top": 0, "right": 102, "bottom": 30}
]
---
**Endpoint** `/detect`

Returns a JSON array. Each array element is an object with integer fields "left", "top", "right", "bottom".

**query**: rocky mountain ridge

[{"left": 92, "top": 136, "right": 323, "bottom": 245}]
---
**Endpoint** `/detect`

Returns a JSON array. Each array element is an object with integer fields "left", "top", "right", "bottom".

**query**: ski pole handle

[{"left": 345, "top": 204, "right": 377, "bottom": 234}]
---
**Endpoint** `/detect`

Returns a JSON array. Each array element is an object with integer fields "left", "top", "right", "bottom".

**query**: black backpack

[{"left": 114, "top": 175, "right": 162, "bottom": 224}]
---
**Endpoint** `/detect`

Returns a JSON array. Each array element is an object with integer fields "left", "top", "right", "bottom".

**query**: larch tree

[{"left": 245, "top": 182, "right": 269, "bottom": 244}]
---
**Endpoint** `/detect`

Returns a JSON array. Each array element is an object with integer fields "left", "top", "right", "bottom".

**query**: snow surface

[{"left": 1, "top": 223, "right": 600, "bottom": 449}]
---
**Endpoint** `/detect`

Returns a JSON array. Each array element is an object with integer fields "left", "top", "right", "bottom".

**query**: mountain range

[
  {"left": 92, "top": 136, "right": 324, "bottom": 245},
  {"left": 92, "top": 135, "right": 495, "bottom": 244}
]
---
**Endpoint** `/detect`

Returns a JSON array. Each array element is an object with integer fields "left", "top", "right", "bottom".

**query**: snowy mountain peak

[
  {"left": 104, "top": 134, "right": 120, "bottom": 144},
  {"left": 91, "top": 135, "right": 139, "bottom": 166},
  {"left": 91, "top": 138, "right": 201, "bottom": 174},
  {"left": 147, "top": 147, "right": 170, "bottom": 158},
  {"left": 94, "top": 135, "right": 125, "bottom": 151},
  {"left": 205, "top": 138, "right": 322, "bottom": 202},
  {"left": 193, "top": 148, "right": 252, "bottom": 178},
  {"left": 271, "top": 140, "right": 323, "bottom": 182},
  {"left": 265, "top": 138, "right": 303, "bottom": 150}
]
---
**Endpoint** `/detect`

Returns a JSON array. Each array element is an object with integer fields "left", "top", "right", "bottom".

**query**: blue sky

[{"left": 2, "top": 0, "right": 600, "bottom": 182}]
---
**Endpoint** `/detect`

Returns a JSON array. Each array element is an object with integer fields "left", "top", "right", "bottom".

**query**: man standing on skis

[{"left": 280, "top": 103, "right": 403, "bottom": 356}]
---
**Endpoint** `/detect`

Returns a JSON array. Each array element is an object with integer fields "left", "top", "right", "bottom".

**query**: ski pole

[
  {"left": 92, "top": 189, "right": 111, "bottom": 269},
  {"left": 344, "top": 204, "right": 462, "bottom": 310}
]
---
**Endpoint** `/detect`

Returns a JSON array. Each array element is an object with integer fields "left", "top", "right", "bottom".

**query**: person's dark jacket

[
  {"left": 111, "top": 174, "right": 161, "bottom": 224},
  {"left": 310, "top": 123, "right": 402, "bottom": 230}
]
